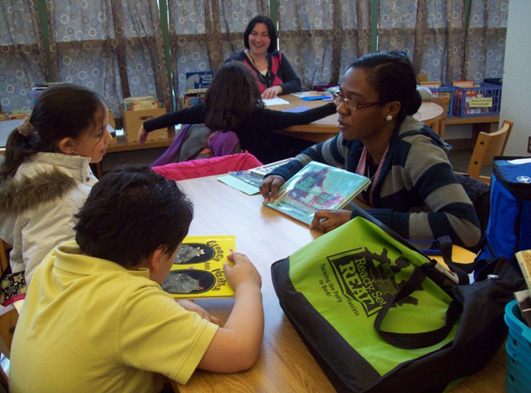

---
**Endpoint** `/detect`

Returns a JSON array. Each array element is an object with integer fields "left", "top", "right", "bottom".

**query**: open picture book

[
  {"left": 265, "top": 161, "right": 371, "bottom": 225},
  {"left": 161, "top": 235, "right": 235, "bottom": 298}
]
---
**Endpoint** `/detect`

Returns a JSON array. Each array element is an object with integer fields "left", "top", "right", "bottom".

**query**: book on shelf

[
  {"left": 265, "top": 161, "right": 371, "bottom": 225},
  {"left": 516, "top": 249, "right": 531, "bottom": 291},
  {"left": 514, "top": 289, "right": 531, "bottom": 328},
  {"left": 161, "top": 235, "right": 235, "bottom": 298},
  {"left": 122, "top": 95, "right": 161, "bottom": 111}
]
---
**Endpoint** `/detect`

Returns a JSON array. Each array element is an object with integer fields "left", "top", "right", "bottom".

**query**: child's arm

[
  {"left": 197, "top": 252, "right": 263, "bottom": 372},
  {"left": 176, "top": 299, "right": 221, "bottom": 326}
]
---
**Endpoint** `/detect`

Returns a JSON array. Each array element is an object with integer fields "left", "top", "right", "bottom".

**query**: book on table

[
  {"left": 291, "top": 91, "right": 332, "bottom": 101},
  {"left": 161, "top": 235, "right": 235, "bottom": 298},
  {"left": 265, "top": 161, "right": 371, "bottom": 225},
  {"left": 218, "top": 158, "right": 294, "bottom": 195}
]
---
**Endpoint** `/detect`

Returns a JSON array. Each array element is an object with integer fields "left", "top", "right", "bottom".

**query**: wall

[{"left": 500, "top": 0, "right": 531, "bottom": 156}]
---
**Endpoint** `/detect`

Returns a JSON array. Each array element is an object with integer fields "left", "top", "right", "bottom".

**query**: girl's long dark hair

[{"left": 203, "top": 62, "right": 263, "bottom": 131}]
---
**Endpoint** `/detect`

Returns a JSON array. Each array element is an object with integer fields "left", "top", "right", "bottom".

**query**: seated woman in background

[
  {"left": 138, "top": 62, "right": 335, "bottom": 164},
  {"left": 226, "top": 15, "right": 301, "bottom": 99},
  {"left": 260, "top": 51, "right": 481, "bottom": 249}
]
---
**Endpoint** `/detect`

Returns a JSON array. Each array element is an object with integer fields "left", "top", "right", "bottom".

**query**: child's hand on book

[
  {"left": 310, "top": 210, "right": 352, "bottom": 233},
  {"left": 260, "top": 175, "right": 285, "bottom": 203},
  {"left": 224, "top": 253, "right": 262, "bottom": 292}
]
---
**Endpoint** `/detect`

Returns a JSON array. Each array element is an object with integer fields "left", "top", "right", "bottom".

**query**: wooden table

[
  {"left": 171, "top": 175, "right": 506, "bottom": 393},
  {"left": 270, "top": 95, "right": 444, "bottom": 143}
]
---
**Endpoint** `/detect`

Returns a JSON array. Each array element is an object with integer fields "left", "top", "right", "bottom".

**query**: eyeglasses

[{"left": 333, "top": 92, "right": 384, "bottom": 112}]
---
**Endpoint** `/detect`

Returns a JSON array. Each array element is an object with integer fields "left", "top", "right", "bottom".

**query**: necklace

[
  {"left": 247, "top": 50, "right": 268, "bottom": 74},
  {"left": 355, "top": 145, "right": 389, "bottom": 206}
]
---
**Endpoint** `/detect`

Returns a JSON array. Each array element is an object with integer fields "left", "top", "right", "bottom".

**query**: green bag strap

[{"left": 374, "top": 267, "right": 461, "bottom": 349}]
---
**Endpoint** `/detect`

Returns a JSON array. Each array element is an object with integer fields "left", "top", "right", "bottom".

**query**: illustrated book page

[
  {"left": 265, "top": 161, "right": 371, "bottom": 225},
  {"left": 161, "top": 235, "right": 235, "bottom": 298}
]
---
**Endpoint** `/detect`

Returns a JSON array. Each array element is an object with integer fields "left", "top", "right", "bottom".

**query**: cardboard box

[
  {"left": 122, "top": 107, "right": 168, "bottom": 143},
  {"left": 107, "top": 110, "right": 117, "bottom": 145}
]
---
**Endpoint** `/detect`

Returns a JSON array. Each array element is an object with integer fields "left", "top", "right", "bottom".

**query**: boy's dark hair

[
  {"left": 350, "top": 51, "right": 421, "bottom": 123},
  {"left": 243, "top": 15, "right": 277, "bottom": 53},
  {"left": 0, "top": 83, "right": 106, "bottom": 180},
  {"left": 74, "top": 165, "right": 194, "bottom": 268},
  {"left": 204, "top": 62, "right": 263, "bottom": 131}
]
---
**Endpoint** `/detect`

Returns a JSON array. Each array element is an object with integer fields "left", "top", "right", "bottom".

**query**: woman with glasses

[
  {"left": 260, "top": 51, "right": 481, "bottom": 250},
  {"left": 226, "top": 15, "right": 301, "bottom": 99}
]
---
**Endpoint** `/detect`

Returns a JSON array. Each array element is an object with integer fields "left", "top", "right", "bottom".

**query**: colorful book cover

[
  {"left": 265, "top": 161, "right": 371, "bottom": 225},
  {"left": 161, "top": 235, "right": 235, "bottom": 298},
  {"left": 516, "top": 249, "right": 531, "bottom": 292}
]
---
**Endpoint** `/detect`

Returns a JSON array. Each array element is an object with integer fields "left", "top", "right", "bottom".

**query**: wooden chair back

[
  {"left": 0, "top": 304, "right": 18, "bottom": 389},
  {"left": 0, "top": 241, "right": 11, "bottom": 277},
  {"left": 430, "top": 96, "right": 450, "bottom": 139},
  {"left": 468, "top": 120, "right": 513, "bottom": 184}
]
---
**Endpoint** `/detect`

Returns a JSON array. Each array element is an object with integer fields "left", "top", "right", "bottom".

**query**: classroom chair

[
  {"left": 0, "top": 241, "right": 10, "bottom": 278},
  {"left": 430, "top": 96, "right": 450, "bottom": 139},
  {"left": 467, "top": 120, "right": 513, "bottom": 184},
  {"left": 0, "top": 303, "right": 18, "bottom": 390},
  {"left": 152, "top": 152, "right": 263, "bottom": 181}
]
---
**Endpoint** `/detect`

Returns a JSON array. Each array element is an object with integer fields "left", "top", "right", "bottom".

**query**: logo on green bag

[{"left": 328, "top": 247, "right": 418, "bottom": 317}]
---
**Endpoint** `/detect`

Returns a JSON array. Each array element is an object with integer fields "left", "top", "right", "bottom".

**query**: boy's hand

[
  {"left": 177, "top": 299, "right": 221, "bottom": 326},
  {"left": 260, "top": 175, "right": 285, "bottom": 203},
  {"left": 224, "top": 253, "right": 261, "bottom": 291}
]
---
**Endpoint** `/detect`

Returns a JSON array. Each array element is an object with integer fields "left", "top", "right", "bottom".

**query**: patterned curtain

[
  {"left": 0, "top": 1, "right": 48, "bottom": 113},
  {"left": 378, "top": 0, "right": 466, "bottom": 83},
  {"left": 464, "top": 0, "right": 508, "bottom": 81},
  {"left": 167, "top": 0, "right": 269, "bottom": 103},
  {"left": 45, "top": 0, "right": 171, "bottom": 115},
  {"left": 278, "top": 0, "right": 371, "bottom": 89}
]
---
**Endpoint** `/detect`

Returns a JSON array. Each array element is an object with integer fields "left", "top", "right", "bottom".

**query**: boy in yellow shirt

[{"left": 9, "top": 164, "right": 264, "bottom": 393}]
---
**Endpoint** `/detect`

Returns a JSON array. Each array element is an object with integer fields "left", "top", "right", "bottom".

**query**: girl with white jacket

[{"left": 0, "top": 83, "right": 112, "bottom": 296}]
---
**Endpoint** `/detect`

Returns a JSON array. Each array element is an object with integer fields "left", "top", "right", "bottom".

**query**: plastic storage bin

[
  {"left": 504, "top": 299, "right": 531, "bottom": 393},
  {"left": 429, "top": 84, "right": 455, "bottom": 118},
  {"left": 452, "top": 82, "right": 502, "bottom": 117}
]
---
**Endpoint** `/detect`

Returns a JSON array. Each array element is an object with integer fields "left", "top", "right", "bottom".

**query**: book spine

[{"left": 516, "top": 250, "right": 531, "bottom": 291}]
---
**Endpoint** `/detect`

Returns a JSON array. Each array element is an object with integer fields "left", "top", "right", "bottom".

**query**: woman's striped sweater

[{"left": 270, "top": 116, "right": 481, "bottom": 249}]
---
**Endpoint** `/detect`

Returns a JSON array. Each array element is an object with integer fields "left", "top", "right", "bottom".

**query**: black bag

[{"left": 271, "top": 211, "right": 524, "bottom": 393}]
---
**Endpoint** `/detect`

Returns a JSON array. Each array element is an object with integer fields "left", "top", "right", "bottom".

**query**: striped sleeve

[{"left": 390, "top": 136, "right": 481, "bottom": 248}]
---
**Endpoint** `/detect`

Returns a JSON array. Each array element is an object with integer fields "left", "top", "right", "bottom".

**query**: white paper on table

[{"left": 263, "top": 97, "right": 290, "bottom": 106}]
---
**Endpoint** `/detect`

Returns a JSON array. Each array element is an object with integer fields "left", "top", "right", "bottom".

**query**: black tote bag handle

[{"left": 373, "top": 266, "right": 461, "bottom": 349}]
